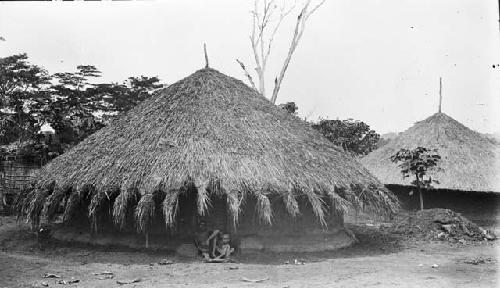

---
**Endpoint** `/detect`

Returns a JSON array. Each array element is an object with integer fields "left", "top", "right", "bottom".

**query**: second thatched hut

[
  {"left": 361, "top": 112, "right": 500, "bottom": 223},
  {"left": 21, "top": 67, "right": 397, "bottom": 252}
]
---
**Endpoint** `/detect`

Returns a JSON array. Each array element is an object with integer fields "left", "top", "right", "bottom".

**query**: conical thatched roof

[
  {"left": 361, "top": 113, "right": 500, "bottom": 193},
  {"left": 23, "top": 68, "right": 397, "bottom": 231}
]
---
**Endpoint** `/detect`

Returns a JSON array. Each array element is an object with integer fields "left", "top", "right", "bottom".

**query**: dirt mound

[{"left": 387, "top": 208, "right": 496, "bottom": 243}]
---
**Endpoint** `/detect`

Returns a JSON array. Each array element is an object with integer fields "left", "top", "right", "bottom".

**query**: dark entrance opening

[{"left": 175, "top": 187, "right": 229, "bottom": 238}]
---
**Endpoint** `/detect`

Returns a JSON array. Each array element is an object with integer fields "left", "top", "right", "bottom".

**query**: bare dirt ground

[{"left": 1, "top": 216, "right": 498, "bottom": 288}]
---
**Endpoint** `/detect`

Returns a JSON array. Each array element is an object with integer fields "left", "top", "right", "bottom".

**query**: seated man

[
  {"left": 214, "top": 233, "right": 234, "bottom": 261},
  {"left": 193, "top": 220, "right": 219, "bottom": 259}
]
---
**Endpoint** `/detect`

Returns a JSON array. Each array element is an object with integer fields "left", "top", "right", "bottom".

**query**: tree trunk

[
  {"left": 415, "top": 174, "right": 423, "bottom": 211},
  {"left": 419, "top": 189, "right": 424, "bottom": 211},
  {"left": 0, "top": 158, "right": 4, "bottom": 215},
  {"left": 0, "top": 171, "right": 4, "bottom": 215},
  {"left": 408, "top": 207, "right": 411, "bottom": 228},
  {"left": 145, "top": 232, "right": 149, "bottom": 249}
]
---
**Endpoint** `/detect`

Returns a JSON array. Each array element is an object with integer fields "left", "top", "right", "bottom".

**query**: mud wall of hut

[
  {"left": 66, "top": 191, "right": 345, "bottom": 238},
  {"left": 387, "top": 184, "right": 500, "bottom": 225},
  {"left": 54, "top": 192, "right": 351, "bottom": 252},
  {"left": 141, "top": 193, "right": 344, "bottom": 238},
  {"left": 236, "top": 196, "right": 343, "bottom": 236}
]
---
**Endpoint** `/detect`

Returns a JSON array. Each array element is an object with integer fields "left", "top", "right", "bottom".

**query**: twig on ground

[{"left": 241, "top": 276, "right": 270, "bottom": 283}]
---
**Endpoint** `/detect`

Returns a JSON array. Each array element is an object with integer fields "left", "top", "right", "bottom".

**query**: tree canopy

[
  {"left": 0, "top": 53, "right": 51, "bottom": 148},
  {"left": 278, "top": 101, "right": 298, "bottom": 114},
  {"left": 96, "top": 76, "right": 163, "bottom": 114},
  {"left": 390, "top": 147, "right": 441, "bottom": 210},
  {"left": 0, "top": 53, "right": 164, "bottom": 163},
  {"left": 279, "top": 103, "right": 380, "bottom": 156},
  {"left": 390, "top": 147, "right": 441, "bottom": 184},
  {"left": 312, "top": 119, "right": 380, "bottom": 156}
]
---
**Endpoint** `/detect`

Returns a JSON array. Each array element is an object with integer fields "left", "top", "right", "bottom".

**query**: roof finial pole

[
  {"left": 438, "top": 77, "right": 442, "bottom": 113},
  {"left": 204, "top": 43, "right": 209, "bottom": 68}
]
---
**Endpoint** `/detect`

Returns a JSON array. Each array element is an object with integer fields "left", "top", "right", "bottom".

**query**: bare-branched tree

[{"left": 237, "top": 0, "right": 326, "bottom": 104}]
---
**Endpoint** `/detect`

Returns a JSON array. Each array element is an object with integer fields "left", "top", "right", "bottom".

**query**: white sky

[{"left": 1, "top": 0, "right": 499, "bottom": 134}]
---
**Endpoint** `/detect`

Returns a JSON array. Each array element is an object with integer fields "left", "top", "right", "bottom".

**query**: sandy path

[{"left": 1, "top": 242, "right": 497, "bottom": 287}]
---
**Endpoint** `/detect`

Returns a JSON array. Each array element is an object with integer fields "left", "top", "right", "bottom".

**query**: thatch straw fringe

[
  {"left": 255, "top": 193, "right": 272, "bottom": 225},
  {"left": 63, "top": 192, "right": 81, "bottom": 223},
  {"left": 135, "top": 193, "right": 155, "bottom": 234},
  {"left": 61, "top": 185, "right": 93, "bottom": 223},
  {"left": 196, "top": 184, "right": 211, "bottom": 216},
  {"left": 227, "top": 191, "right": 244, "bottom": 226},
  {"left": 26, "top": 187, "right": 42, "bottom": 228},
  {"left": 333, "top": 185, "right": 357, "bottom": 213},
  {"left": 15, "top": 187, "right": 34, "bottom": 221},
  {"left": 162, "top": 190, "right": 180, "bottom": 228},
  {"left": 102, "top": 186, "right": 120, "bottom": 215},
  {"left": 362, "top": 186, "right": 384, "bottom": 213},
  {"left": 112, "top": 187, "right": 139, "bottom": 230},
  {"left": 304, "top": 190, "right": 327, "bottom": 227},
  {"left": 43, "top": 187, "right": 67, "bottom": 222},
  {"left": 27, "top": 182, "right": 55, "bottom": 229},
  {"left": 283, "top": 191, "right": 300, "bottom": 217},
  {"left": 348, "top": 184, "right": 363, "bottom": 211},
  {"left": 88, "top": 190, "right": 109, "bottom": 232},
  {"left": 327, "top": 189, "right": 350, "bottom": 215},
  {"left": 207, "top": 179, "right": 224, "bottom": 196},
  {"left": 365, "top": 184, "right": 399, "bottom": 215}
]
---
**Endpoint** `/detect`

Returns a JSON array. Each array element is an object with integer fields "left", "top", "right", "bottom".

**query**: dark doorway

[
  {"left": 176, "top": 188, "right": 229, "bottom": 236},
  {"left": 202, "top": 194, "right": 228, "bottom": 233}
]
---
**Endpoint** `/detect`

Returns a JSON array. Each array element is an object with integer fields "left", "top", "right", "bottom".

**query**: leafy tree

[
  {"left": 390, "top": 147, "right": 441, "bottom": 210},
  {"left": 278, "top": 102, "right": 298, "bottom": 114},
  {"left": 0, "top": 53, "right": 51, "bottom": 210},
  {"left": 48, "top": 65, "right": 106, "bottom": 143},
  {"left": 95, "top": 76, "right": 162, "bottom": 114},
  {"left": 52, "top": 65, "right": 102, "bottom": 117},
  {"left": 0, "top": 112, "right": 20, "bottom": 144},
  {"left": 1, "top": 53, "right": 164, "bottom": 163},
  {"left": 0, "top": 53, "right": 50, "bottom": 109},
  {"left": 0, "top": 54, "right": 51, "bottom": 144},
  {"left": 53, "top": 65, "right": 101, "bottom": 91},
  {"left": 41, "top": 68, "right": 161, "bottom": 144},
  {"left": 312, "top": 119, "right": 380, "bottom": 156}
]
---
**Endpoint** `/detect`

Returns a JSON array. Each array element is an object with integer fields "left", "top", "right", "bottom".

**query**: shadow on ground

[{"left": 1, "top": 216, "right": 404, "bottom": 266}]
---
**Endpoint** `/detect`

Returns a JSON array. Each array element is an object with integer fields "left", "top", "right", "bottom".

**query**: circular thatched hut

[
  {"left": 21, "top": 67, "right": 397, "bottom": 252},
  {"left": 361, "top": 112, "right": 500, "bottom": 221}
]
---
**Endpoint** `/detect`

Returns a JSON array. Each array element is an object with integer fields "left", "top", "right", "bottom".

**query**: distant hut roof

[
  {"left": 361, "top": 112, "right": 500, "bottom": 193},
  {"left": 24, "top": 68, "right": 397, "bottom": 231}
]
